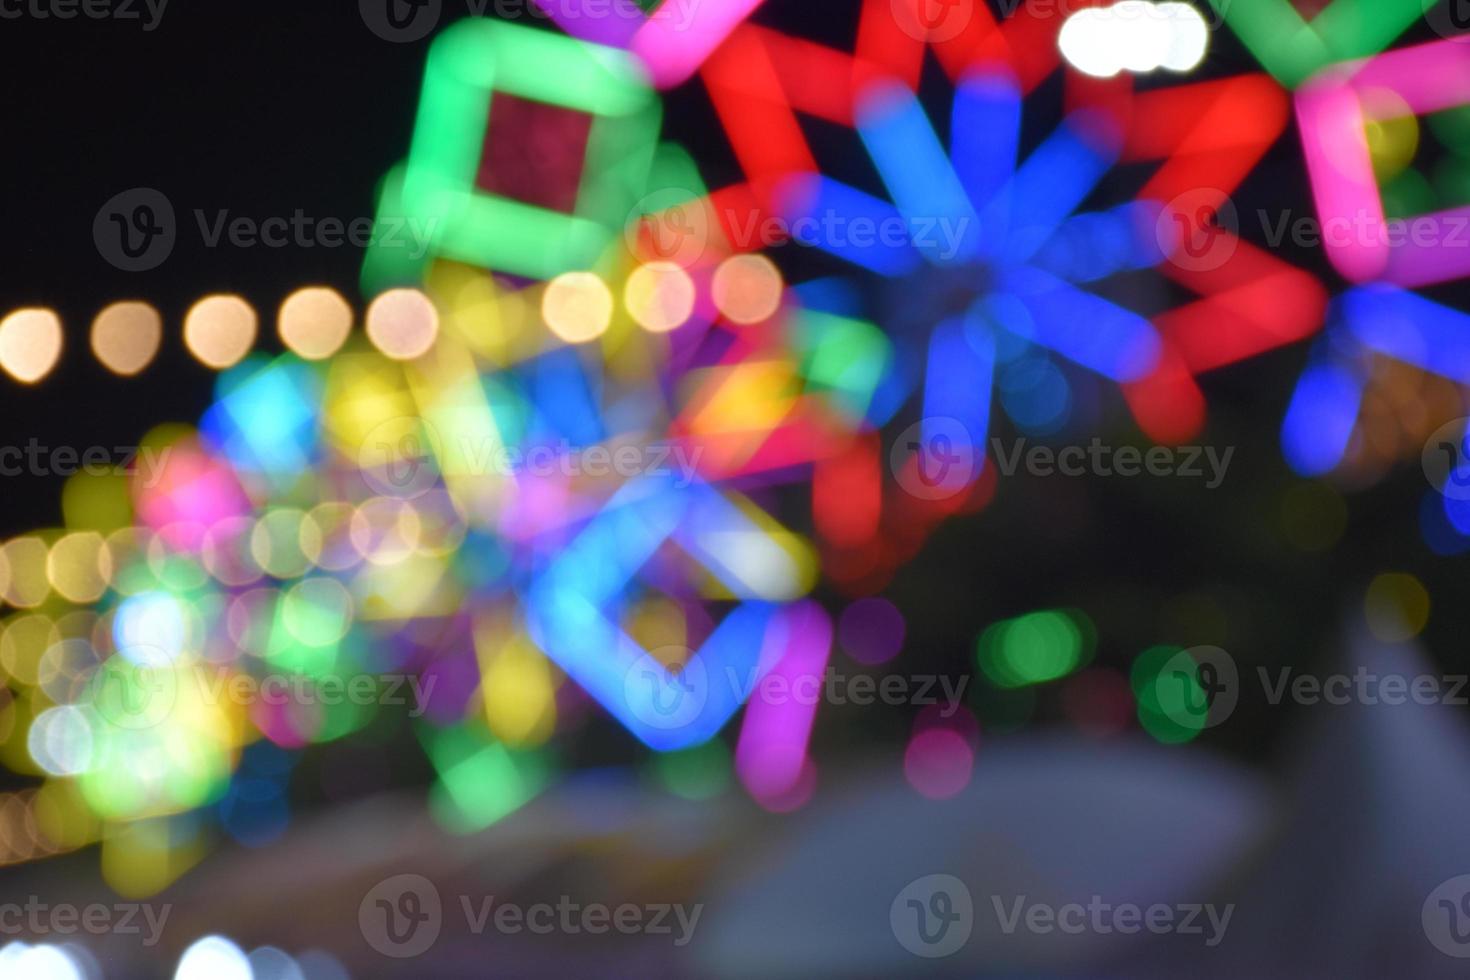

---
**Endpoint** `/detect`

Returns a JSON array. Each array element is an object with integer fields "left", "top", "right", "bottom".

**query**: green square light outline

[{"left": 401, "top": 19, "right": 662, "bottom": 281}]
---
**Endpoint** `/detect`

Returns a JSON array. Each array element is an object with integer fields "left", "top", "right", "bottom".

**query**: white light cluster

[{"left": 1059, "top": 1, "right": 1209, "bottom": 78}]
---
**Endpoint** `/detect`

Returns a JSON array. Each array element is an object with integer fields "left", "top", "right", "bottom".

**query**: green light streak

[{"left": 1205, "top": 0, "right": 1426, "bottom": 89}]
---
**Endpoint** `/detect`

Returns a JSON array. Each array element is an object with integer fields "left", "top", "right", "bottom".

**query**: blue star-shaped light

[
  {"left": 1278, "top": 285, "right": 1470, "bottom": 553},
  {"left": 1281, "top": 285, "right": 1470, "bottom": 478},
  {"left": 776, "top": 68, "right": 1166, "bottom": 461}
]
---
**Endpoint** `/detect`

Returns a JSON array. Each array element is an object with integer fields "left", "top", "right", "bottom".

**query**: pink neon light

[
  {"left": 1341, "top": 41, "right": 1470, "bottom": 114},
  {"left": 631, "top": 0, "right": 766, "bottom": 88},
  {"left": 1296, "top": 40, "right": 1470, "bottom": 287},
  {"left": 735, "top": 600, "right": 833, "bottom": 802},
  {"left": 1296, "top": 81, "right": 1385, "bottom": 283},
  {"left": 524, "top": 0, "right": 766, "bottom": 90}
]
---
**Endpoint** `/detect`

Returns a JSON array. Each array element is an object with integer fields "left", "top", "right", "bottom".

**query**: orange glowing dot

[
  {"left": 366, "top": 288, "right": 439, "bottom": 360},
  {"left": 183, "top": 295, "right": 258, "bottom": 369},
  {"left": 279, "top": 286, "right": 353, "bottom": 360},
  {"left": 90, "top": 301, "right": 163, "bottom": 376},
  {"left": 0, "top": 309, "right": 63, "bottom": 383},
  {"left": 624, "top": 261, "right": 696, "bottom": 334},
  {"left": 712, "top": 254, "right": 784, "bottom": 325},
  {"left": 542, "top": 272, "right": 613, "bottom": 344}
]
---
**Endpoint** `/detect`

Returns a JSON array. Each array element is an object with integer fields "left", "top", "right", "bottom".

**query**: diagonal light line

[
  {"left": 951, "top": 69, "right": 1021, "bottom": 239},
  {"left": 993, "top": 109, "right": 1121, "bottom": 266},
  {"left": 996, "top": 267, "right": 1161, "bottom": 383},
  {"left": 856, "top": 81, "right": 981, "bottom": 265},
  {"left": 775, "top": 174, "right": 923, "bottom": 276}
]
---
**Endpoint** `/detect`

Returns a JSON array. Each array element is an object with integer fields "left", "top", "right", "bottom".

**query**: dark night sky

[{"left": 1, "top": 2, "right": 1466, "bottom": 765}]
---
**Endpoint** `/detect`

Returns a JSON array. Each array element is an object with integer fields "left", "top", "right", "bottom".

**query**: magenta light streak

[
  {"left": 631, "top": 0, "right": 766, "bottom": 88},
  {"left": 735, "top": 600, "right": 833, "bottom": 802},
  {"left": 1339, "top": 39, "right": 1470, "bottom": 111},
  {"left": 1295, "top": 80, "right": 1384, "bottom": 283},
  {"left": 1383, "top": 207, "right": 1470, "bottom": 288},
  {"left": 1296, "top": 39, "right": 1470, "bottom": 287},
  {"left": 526, "top": 0, "right": 644, "bottom": 48},
  {"left": 523, "top": 0, "right": 766, "bottom": 89}
]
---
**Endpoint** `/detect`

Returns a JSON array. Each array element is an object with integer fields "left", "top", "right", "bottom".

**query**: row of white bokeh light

[
  {"left": 0, "top": 934, "right": 347, "bottom": 979},
  {"left": 1059, "top": 1, "right": 1210, "bottom": 79}
]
